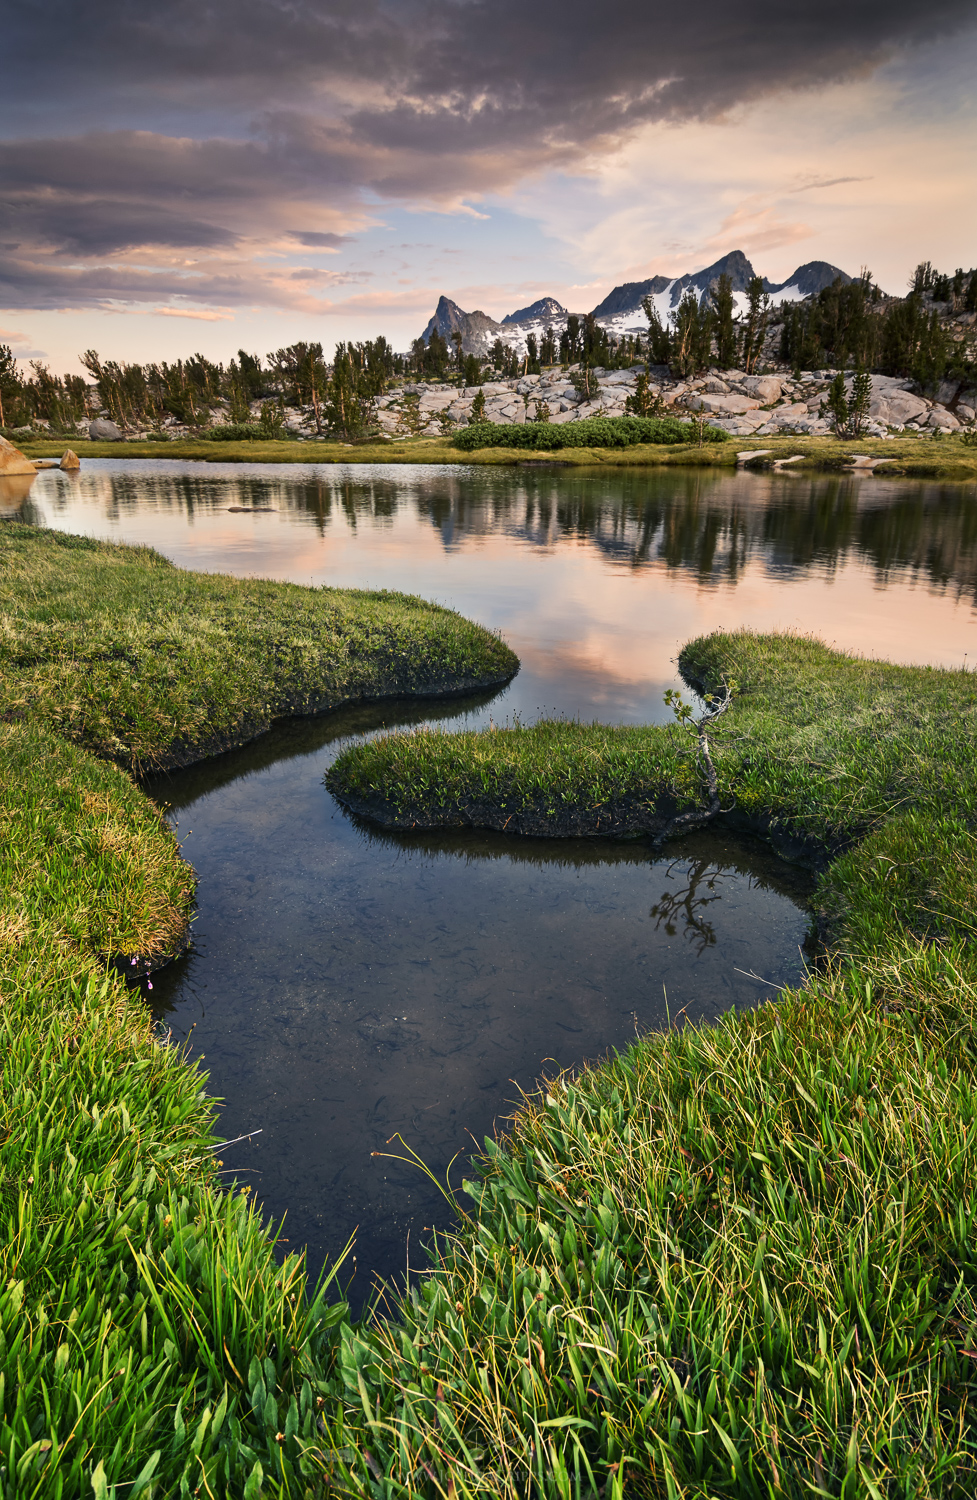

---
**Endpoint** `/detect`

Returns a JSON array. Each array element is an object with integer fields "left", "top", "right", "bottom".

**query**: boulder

[
  {"left": 927, "top": 407, "right": 960, "bottom": 430},
  {"left": 0, "top": 434, "right": 36, "bottom": 476},
  {"left": 765, "top": 404, "right": 812, "bottom": 426},
  {"left": 957, "top": 404, "right": 976, "bottom": 423},
  {"left": 870, "top": 391, "right": 929, "bottom": 425},
  {"left": 742, "top": 376, "right": 783, "bottom": 403},
  {"left": 89, "top": 418, "right": 124, "bottom": 441},
  {"left": 686, "top": 393, "right": 762, "bottom": 415}
]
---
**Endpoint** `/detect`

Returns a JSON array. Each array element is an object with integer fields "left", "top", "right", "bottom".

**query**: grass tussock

[
  {"left": 315, "top": 632, "right": 977, "bottom": 1495},
  {"left": 1, "top": 960, "right": 349, "bottom": 1499},
  {"left": 327, "top": 718, "right": 691, "bottom": 836},
  {"left": 0, "top": 719, "right": 193, "bottom": 971},
  {"left": 0, "top": 520, "right": 518, "bottom": 1498},
  {"left": 0, "top": 523, "right": 517, "bottom": 772},
  {"left": 315, "top": 947, "right": 977, "bottom": 1497}
]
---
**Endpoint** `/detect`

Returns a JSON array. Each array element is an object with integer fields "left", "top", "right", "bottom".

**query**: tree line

[{"left": 1, "top": 259, "right": 973, "bottom": 439}]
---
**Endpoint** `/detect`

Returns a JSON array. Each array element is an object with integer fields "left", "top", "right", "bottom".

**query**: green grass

[
  {"left": 0, "top": 523, "right": 517, "bottom": 773},
  {"left": 316, "top": 633, "right": 977, "bottom": 1495},
  {"left": 325, "top": 718, "right": 692, "bottom": 837},
  {"left": 8, "top": 494, "right": 977, "bottom": 1494},
  {"left": 0, "top": 522, "right": 517, "bottom": 1498},
  {"left": 0, "top": 719, "right": 193, "bottom": 972},
  {"left": 17, "top": 428, "right": 977, "bottom": 477}
]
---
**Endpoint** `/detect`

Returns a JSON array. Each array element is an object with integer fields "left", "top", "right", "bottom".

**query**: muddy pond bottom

[{"left": 146, "top": 705, "right": 812, "bottom": 1313}]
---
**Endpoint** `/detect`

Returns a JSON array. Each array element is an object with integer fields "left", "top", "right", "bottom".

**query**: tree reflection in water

[{"left": 648, "top": 857, "right": 727, "bottom": 955}]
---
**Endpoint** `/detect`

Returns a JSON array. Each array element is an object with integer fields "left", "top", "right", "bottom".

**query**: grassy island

[
  {"left": 322, "top": 633, "right": 977, "bottom": 1495},
  {"left": 0, "top": 524, "right": 515, "bottom": 1496}
]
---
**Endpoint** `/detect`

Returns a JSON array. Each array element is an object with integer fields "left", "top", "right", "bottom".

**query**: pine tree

[
  {"left": 710, "top": 274, "right": 736, "bottom": 369},
  {"left": 0, "top": 345, "right": 24, "bottom": 429},
  {"left": 670, "top": 291, "right": 712, "bottom": 378},
  {"left": 640, "top": 296, "right": 671, "bottom": 365},
  {"left": 740, "top": 277, "right": 770, "bottom": 374}
]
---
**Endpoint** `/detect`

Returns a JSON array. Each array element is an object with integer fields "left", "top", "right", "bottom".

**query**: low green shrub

[{"left": 453, "top": 415, "right": 728, "bottom": 451}]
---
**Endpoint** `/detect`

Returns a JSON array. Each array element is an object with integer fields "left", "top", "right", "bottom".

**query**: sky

[{"left": 2, "top": 0, "right": 976, "bottom": 376}]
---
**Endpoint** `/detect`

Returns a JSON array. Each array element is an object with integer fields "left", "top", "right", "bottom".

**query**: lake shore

[
  {"left": 319, "top": 630, "right": 977, "bottom": 1492},
  {"left": 5, "top": 512, "right": 977, "bottom": 1493},
  {"left": 0, "top": 523, "right": 517, "bottom": 1494},
  {"left": 17, "top": 428, "right": 977, "bottom": 480}
]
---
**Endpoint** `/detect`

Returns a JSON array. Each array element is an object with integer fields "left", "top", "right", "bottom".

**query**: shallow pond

[{"left": 17, "top": 460, "right": 977, "bottom": 1308}]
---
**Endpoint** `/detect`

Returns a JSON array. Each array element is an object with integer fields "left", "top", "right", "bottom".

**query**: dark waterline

[{"left": 17, "top": 461, "right": 977, "bottom": 1310}]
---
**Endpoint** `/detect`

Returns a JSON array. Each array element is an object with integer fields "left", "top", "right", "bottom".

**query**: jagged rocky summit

[{"left": 420, "top": 250, "right": 852, "bottom": 355}]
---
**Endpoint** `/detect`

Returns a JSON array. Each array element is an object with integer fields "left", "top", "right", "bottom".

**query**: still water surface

[{"left": 18, "top": 460, "right": 977, "bottom": 1307}]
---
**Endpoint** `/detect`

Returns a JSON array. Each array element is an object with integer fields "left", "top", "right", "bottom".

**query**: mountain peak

[{"left": 502, "top": 296, "right": 568, "bottom": 325}]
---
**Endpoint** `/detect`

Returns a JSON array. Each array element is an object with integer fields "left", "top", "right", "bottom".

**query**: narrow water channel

[{"left": 19, "top": 460, "right": 977, "bottom": 1309}]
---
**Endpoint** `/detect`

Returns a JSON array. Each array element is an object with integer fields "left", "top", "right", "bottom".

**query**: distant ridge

[
  {"left": 419, "top": 251, "right": 854, "bottom": 350},
  {"left": 502, "top": 296, "right": 568, "bottom": 325},
  {"left": 590, "top": 251, "right": 757, "bottom": 319},
  {"left": 764, "top": 260, "right": 853, "bottom": 298}
]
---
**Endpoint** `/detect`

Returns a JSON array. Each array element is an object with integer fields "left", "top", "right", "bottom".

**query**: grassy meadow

[
  {"left": 0, "top": 524, "right": 517, "bottom": 773},
  {"left": 6, "top": 494, "right": 977, "bottom": 1494},
  {"left": 0, "top": 523, "right": 515, "bottom": 1498},
  {"left": 17, "top": 428, "right": 977, "bottom": 479},
  {"left": 321, "top": 632, "right": 977, "bottom": 1495}
]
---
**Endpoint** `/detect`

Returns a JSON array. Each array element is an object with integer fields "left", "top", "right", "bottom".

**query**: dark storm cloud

[
  {"left": 3, "top": 0, "right": 976, "bottom": 309},
  {"left": 8, "top": 0, "right": 976, "bottom": 135}
]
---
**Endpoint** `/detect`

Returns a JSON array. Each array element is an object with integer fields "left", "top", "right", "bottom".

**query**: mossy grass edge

[
  {"left": 0, "top": 522, "right": 516, "bottom": 1496},
  {"left": 0, "top": 523, "right": 517, "bottom": 774},
  {"left": 315, "top": 633, "right": 977, "bottom": 1493},
  {"left": 7, "top": 492, "right": 977, "bottom": 1493}
]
